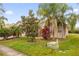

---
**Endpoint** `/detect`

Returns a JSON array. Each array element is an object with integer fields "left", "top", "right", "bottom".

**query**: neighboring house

[
  {"left": 38, "top": 19, "right": 68, "bottom": 39},
  {"left": 4, "top": 23, "right": 14, "bottom": 28}
]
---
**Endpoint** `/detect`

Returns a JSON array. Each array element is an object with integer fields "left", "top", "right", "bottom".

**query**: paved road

[{"left": 0, "top": 45, "right": 26, "bottom": 56}]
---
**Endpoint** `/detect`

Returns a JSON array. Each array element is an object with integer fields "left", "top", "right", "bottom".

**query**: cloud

[
  {"left": 5, "top": 10, "right": 14, "bottom": 15},
  {"left": 73, "top": 9, "right": 79, "bottom": 14},
  {"left": 73, "top": 9, "right": 78, "bottom": 12},
  {"left": 65, "top": 8, "right": 79, "bottom": 15}
]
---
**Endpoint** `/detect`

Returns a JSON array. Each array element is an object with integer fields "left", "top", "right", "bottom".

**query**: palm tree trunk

[
  {"left": 51, "top": 17, "right": 58, "bottom": 40},
  {"left": 54, "top": 19, "right": 58, "bottom": 40}
]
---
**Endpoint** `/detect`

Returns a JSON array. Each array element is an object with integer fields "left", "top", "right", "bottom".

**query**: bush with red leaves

[{"left": 41, "top": 26, "right": 50, "bottom": 39}]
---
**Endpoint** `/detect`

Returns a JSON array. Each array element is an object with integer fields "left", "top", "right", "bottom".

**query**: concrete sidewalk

[{"left": 0, "top": 45, "right": 26, "bottom": 56}]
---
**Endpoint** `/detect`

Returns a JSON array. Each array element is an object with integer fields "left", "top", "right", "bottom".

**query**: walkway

[{"left": 0, "top": 45, "right": 26, "bottom": 56}]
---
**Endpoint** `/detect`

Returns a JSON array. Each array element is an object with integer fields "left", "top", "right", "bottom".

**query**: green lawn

[{"left": 0, "top": 34, "right": 79, "bottom": 56}]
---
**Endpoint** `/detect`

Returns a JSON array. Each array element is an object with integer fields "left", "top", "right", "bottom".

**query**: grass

[
  {"left": 59, "top": 34, "right": 79, "bottom": 56},
  {"left": 0, "top": 34, "right": 79, "bottom": 56},
  {"left": 0, "top": 52, "right": 4, "bottom": 56}
]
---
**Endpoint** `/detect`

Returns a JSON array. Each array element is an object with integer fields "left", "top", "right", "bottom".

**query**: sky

[
  {"left": 3, "top": 3, "right": 39, "bottom": 24},
  {"left": 3, "top": 3, "right": 79, "bottom": 27}
]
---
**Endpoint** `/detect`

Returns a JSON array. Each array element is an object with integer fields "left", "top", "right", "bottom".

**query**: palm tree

[
  {"left": 0, "top": 4, "right": 5, "bottom": 15},
  {"left": 37, "top": 3, "right": 71, "bottom": 39},
  {"left": 0, "top": 16, "right": 7, "bottom": 29},
  {"left": 0, "top": 4, "right": 7, "bottom": 29},
  {"left": 10, "top": 24, "right": 22, "bottom": 38},
  {"left": 67, "top": 13, "right": 79, "bottom": 32},
  {"left": 21, "top": 10, "right": 39, "bottom": 42}
]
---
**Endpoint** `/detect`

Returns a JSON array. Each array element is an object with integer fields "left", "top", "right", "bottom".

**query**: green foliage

[
  {"left": 0, "top": 28, "right": 11, "bottom": 39},
  {"left": 10, "top": 25, "right": 22, "bottom": 37},
  {"left": 37, "top": 3, "right": 70, "bottom": 17},
  {"left": 0, "top": 25, "right": 22, "bottom": 39}
]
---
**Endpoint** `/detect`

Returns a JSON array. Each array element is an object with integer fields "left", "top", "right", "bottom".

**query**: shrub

[
  {"left": 0, "top": 28, "right": 11, "bottom": 39},
  {"left": 41, "top": 26, "right": 50, "bottom": 39},
  {"left": 0, "top": 25, "right": 22, "bottom": 39},
  {"left": 10, "top": 25, "right": 22, "bottom": 38},
  {"left": 69, "top": 29, "right": 79, "bottom": 34}
]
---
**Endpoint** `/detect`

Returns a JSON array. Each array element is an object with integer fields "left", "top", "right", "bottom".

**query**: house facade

[{"left": 38, "top": 19, "right": 68, "bottom": 39}]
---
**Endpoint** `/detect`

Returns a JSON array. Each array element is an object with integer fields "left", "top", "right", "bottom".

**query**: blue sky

[
  {"left": 3, "top": 3, "right": 79, "bottom": 27},
  {"left": 3, "top": 3, "right": 39, "bottom": 24}
]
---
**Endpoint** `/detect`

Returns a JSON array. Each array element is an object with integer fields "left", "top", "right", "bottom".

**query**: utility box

[{"left": 47, "top": 39, "right": 59, "bottom": 50}]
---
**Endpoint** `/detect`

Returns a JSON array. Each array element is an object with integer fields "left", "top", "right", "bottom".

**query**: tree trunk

[{"left": 50, "top": 17, "right": 58, "bottom": 40}]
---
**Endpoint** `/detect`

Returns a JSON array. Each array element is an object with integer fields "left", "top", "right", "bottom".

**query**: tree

[
  {"left": 0, "top": 4, "right": 7, "bottom": 29},
  {"left": 0, "top": 28, "right": 11, "bottom": 39},
  {"left": 21, "top": 10, "right": 39, "bottom": 42},
  {"left": 37, "top": 3, "right": 71, "bottom": 39},
  {"left": 67, "top": 13, "right": 79, "bottom": 32},
  {"left": 0, "top": 4, "right": 8, "bottom": 39}
]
